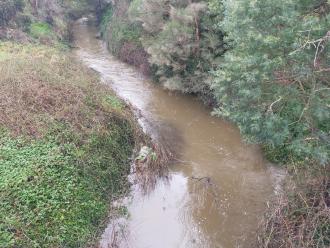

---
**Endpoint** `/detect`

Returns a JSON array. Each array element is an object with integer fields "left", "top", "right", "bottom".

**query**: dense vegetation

[
  {"left": 101, "top": 0, "right": 226, "bottom": 104},
  {"left": 0, "top": 1, "right": 140, "bottom": 246},
  {"left": 100, "top": 0, "right": 150, "bottom": 75},
  {"left": 214, "top": 1, "right": 329, "bottom": 246},
  {"left": 102, "top": 0, "right": 329, "bottom": 164},
  {"left": 0, "top": 42, "right": 136, "bottom": 247},
  {"left": 213, "top": 0, "right": 329, "bottom": 164},
  {"left": 0, "top": 41, "right": 136, "bottom": 247},
  {"left": 1, "top": 0, "right": 329, "bottom": 246},
  {"left": 0, "top": 0, "right": 97, "bottom": 43},
  {"left": 100, "top": 0, "right": 329, "bottom": 247},
  {"left": 128, "top": 0, "right": 227, "bottom": 104}
]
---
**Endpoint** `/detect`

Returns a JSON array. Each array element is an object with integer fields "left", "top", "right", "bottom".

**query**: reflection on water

[{"left": 73, "top": 20, "right": 280, "bottom": 248}]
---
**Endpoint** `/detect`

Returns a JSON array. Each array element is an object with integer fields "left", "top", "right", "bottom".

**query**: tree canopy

[
  {"left": 129, "top": 0, "right": 226, "bottom": 104},
  {"left": 212, "top": 0, "right": 329, "bottom": 164}
]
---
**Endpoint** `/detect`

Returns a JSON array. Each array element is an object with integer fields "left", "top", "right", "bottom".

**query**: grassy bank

[
  {"left": 0, "top": 0, "right": 96, "bottom": 45},
  {"left": 0, "top": 42, "right": 136, "bottom": 247},
  {"left": 99, "top": 1, "right": 329, "bottom": 247}
]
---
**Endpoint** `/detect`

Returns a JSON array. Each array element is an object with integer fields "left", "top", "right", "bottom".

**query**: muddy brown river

[{"left": 73, "top": 19, "right": 281, "bottom": 248}]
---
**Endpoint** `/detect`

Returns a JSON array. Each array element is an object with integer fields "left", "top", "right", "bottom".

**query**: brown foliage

[
  {"left": 258, "top": 166, "right": 330, "bottom": 248},
  {"left": 0, "top": 43, "right": 128, "bottom": 137},
  {"left": 119, "top": 41, "right": 151, "bottom": 75}
]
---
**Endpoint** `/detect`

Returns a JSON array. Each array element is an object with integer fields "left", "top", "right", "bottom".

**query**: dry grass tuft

[
  {"left": 132, "top": 141, "right": 172, "bottom": 193},
  {"left": 258, "top": 166, "right": 330, "bottom": 248},
  {"left": 119, "top": 41, "right": 150, "bottom": 75},
  {"left": 0, "top": 42, "right": 130, "bottom": 138}
]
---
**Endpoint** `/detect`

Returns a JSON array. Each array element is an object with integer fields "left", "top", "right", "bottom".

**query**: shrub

[
  {"left": 100, "top": 3, "right": 150, "bottom": 74},
  {"left": 119, "top": 41, "right": 150, "bottom": 74},
  {"left": 212, "top": 0, "right": 330, "bottom": 164},
  {"left": 0, "top": 0, "right": 24, "bottom": 25},
  {"left": 128, "top": 0, "right": 226, "bottom": 104},
  {"left": 13, "top": 0, "right": 24, "bottom": 11},
  {"left": 105, "top": 18, "right": 142, "bottom": 55},
  {"left": 65, "top": 0, "right": 93, "bottom": 20},
  {"left": 29, "top": 22, "right": 54, "bottom": 39}
]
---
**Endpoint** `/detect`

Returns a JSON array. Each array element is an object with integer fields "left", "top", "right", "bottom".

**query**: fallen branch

[
  {"left": 289, "top": 31, "right": 330, "bottom": 68},
  {"left": 267, "top": 96, "right": 283, "bottom": 114}
]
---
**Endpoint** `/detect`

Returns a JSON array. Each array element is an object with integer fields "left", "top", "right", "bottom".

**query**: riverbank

[
  {"left": 73, "top": 18, "right": 280, "bottom": 248},
  {"left": 0, "top": 42, "right": 139, "bottom": 247},
  {"left": 1, "top": 0, "right": 328, "bottom": 247},
  {"left": 0, "top": 1, "right": 171, "bottom": 246},
  {"left": 98, "top": 1, "right": 329, "bottom": 247}
]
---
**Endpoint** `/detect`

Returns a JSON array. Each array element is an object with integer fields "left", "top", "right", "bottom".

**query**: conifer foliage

[
  {"left": 103, "top": 0, "right": 329, "bottom": 164},
  {"left": 212, "top": 0, "right": 330, "bottom": 164},
  {"left": 129, "top": 0, "right": 226, "bottom": 104}
]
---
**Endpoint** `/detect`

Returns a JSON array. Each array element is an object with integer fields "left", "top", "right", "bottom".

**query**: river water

[{"left": 73, "top": 20, "right": 280, "bottom": 248}]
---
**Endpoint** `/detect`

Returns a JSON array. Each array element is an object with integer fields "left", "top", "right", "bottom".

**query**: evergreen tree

[
  {"left": 129, "top": 0, "right": 226, "bottom": 104},
  {"left": 212, "top": 0, "right": 330, "bottom": 164}
]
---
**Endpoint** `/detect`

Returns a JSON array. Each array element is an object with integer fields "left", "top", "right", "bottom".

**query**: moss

[
  {"left": 29, "top": 22, "right": 55, "bottom": 39},
  {"left": 102, "top": 95, "right": 125, "bottom": 111}
]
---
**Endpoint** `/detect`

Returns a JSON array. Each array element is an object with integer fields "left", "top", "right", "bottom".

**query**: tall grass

[{"left": 258, "top": 165, "right": 330, "bottom": 248}]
